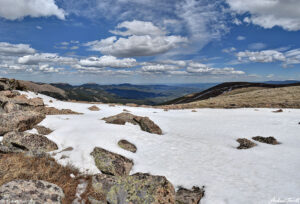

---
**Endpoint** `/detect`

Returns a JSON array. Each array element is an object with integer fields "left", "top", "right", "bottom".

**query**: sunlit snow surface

[{"left": 21, "top": 91, "right": 300, "bottom": 204}]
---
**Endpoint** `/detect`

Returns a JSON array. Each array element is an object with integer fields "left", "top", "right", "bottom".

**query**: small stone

[
  {"left": 236, "top": 138, "right": 257, "bottom": 149},
  {"left": 88, "top": 105, "right": 100, "bottom": 111},
  {"left": 252, "top": 136, "right": 279, "bottom": 145},
  {"left": 118, "top": 139, "right": 137, "bottom": 153},
  {"left": 34, "top": 125, "right": 53, "bottom": 135},
  {"left": 273, "top": 109, "right": 283, "bottom": 113}
]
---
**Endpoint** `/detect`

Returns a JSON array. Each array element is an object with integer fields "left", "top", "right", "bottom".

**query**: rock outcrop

[
  {"left": 236, "top": 138, "right": 257, "bottom": 149},
  {"left": 88, "top": 105, "right": 100, "bottom": 111},
  {"left": 0, "top": 180, "right": 65, "bottom": 203},
  {"left": 2, "top": 131, "right": 58, "bottom": 152},
  {"left": 91, "top": 173, "right": 175, "bottom": 204},
  {"left": 118, "top": 139, "right": 137, "bottom": 153},
  {"left": 0, "top": 111, "right": 45, "bottom": 135},
  {"left": 102, "top": 112, "right": 162, "bottom": 135},
  {"left": 90, "top": 147, "right": 133, "bottom": 176},
  {"left": 175, "top": 186, "right": 205, "bottom": 204},
  {"left": 252, "top": 136, "right": 279, "bottom": 145}
]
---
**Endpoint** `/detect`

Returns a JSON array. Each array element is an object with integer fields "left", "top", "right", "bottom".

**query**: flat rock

[
  {"left": 92, "top": 173, "right": 175, "bottom": 204},
  {"left": 102, "top": 112, "right": 162, "bottom": 135},
  {"left": 0, "top": 180, "right": 64, "bottom": 203},
  {"left": 90, "top": 147, "right": 133, "bottom": 176},
  {"left": 88, "top": 105, "right": 100, "bottom": 111},
  {"left": 2, "top": 131, "right": 58, "bottom": 152},
  {"left": 34, "top": 125, "right": 53, "bottom": 135},
  {"left": 236, "top": 138, "right": 257, "bottom": 149},
  {"left": 118, "top": 139, "right": 137, "bottom": 153},
  {"left": 39, "top": 107, "right": 82, "bottom": 115},
  {"left": 252, "top": 136, "right": 279, "bottom": 145},
  {"left": 175, "top": 186, "right": 205, "bottom": 204},
  {"left": 0, "top": 111, "right": 45, "bottom": 135}
]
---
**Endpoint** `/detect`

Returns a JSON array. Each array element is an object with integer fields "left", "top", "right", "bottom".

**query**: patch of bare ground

[
  {"left": 0, "top": 153, "right": 100, "bottom": 203},
  {"left": 159, "top": 86, "right": 300, "bottom": 109}
]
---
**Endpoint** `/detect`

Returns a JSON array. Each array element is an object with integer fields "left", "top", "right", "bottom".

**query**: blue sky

[{"left": 0, "top": 0, "right": 300, "bottom": 84}]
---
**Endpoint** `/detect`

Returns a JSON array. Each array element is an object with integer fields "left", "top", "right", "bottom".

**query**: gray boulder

[
  {"left": 0, "top": 111, "right": 45, "bottom": 135},
  {"left": 2, "top": 131, "right": 58, "bottom": 152},
  {"left": 34, "top": 125, "right": 53, "bottom": 135},
  {"left": 90, "top": 147, "right": 133, "bottom": 176},
  {"left": 0, "top": 180, "right": 65, "bottom": 203}
]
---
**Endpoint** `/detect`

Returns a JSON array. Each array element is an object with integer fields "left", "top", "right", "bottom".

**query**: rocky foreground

[{"left": 0, "top": 78, "right": 204, "bottom": 203}]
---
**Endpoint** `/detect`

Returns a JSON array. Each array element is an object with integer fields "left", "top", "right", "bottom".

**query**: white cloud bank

[
  {"left": 85, "top": 20, "right": 188, "bottom": 57},
  {"left": 0, "top": 0, "right": 65, "bottom": 20},
  {"left": 0, "top": 42, "right": 35, "bottom": 56},
  {"left": 226, "top": 0, "right": 300, "bottom": 31},
  {"left": 79, "top": 56, "right": 137, "bottom": 68}
]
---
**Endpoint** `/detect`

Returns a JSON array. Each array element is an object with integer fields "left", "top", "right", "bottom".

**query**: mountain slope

[{"left": 162, "top": 82, "right": 300, "bottom": 106}]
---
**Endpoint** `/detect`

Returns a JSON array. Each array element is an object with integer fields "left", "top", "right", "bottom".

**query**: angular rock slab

[
  {"left": 118, "top": 139, "right": 137, "bottom": 153},
  {"left": 92, "top": 173, "right": 175, "bottom": 204},
  {"left": 102, "top": 112, "right": 162, "bottom": 135},
  {"left": 0, "top": 111, "right": 45, "bottom": 135},
  {"left": 175, "top": 186, "right": 205, "bottom": 204},
  {"left": 0, "top": 180, "right": 65, "bottom": 204},
  {"left": 90, "top": 147, "right": 133, "bottom": 176},
  {"left": 2, "top": 131, "right": 58, "bottom": 152}
]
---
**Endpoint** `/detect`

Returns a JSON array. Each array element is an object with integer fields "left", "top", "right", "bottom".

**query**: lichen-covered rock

[
  {"left": 88, "top": 105, "right": 100, "bottom": 111},
  {"left": 34, "top": 125, "right": 53, "bottom": 135},
  {"left": 102, "top": 112, "right": 162, "bottom": 135},
  {"left": 92, "top": 173, "right": 175, "bottom": 204},
  {"left": 118, "top": 140, "right": 137, "bottom": 153},
  {"left": 175, "top": 186, "right": 205, "bottom": 204},
  {"left": 236, "top": 138, "right": 257, "bottom": 149},
  {"left": 90, "top": 147, "right": 133, "bottom": 176},
  {"left": 0, "top": 144, "right": 23, "bottom": 154},
  {"left": 0, "top": 111, "right": 45, "bottom": 135},
  {"left": 252, "top": 136, "right": 279, "bottom": 145},
  {"left": 2, "top": 131, "right": 58, "bottom": 152},
  {"left": 0, "top": 180, "right": 65, "bottom": 203}
]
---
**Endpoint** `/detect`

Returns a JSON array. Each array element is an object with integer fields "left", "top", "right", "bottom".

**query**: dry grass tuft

[{"left": 0, "top": 153, "right": 97, "bottom": 203}]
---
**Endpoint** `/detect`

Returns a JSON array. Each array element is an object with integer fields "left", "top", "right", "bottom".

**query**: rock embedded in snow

[
  {"left": 0, "top": 111, "right": 45, "bottom": 135},
  {"left": 91, "top": 173, "right": 175, "bottom": 204},
  {"left": 273, "top": 109, "right": 283, "bottom": 113},
  {"left": 252, "top": 136, "right": 279, "bottom": 145},
  {"left": 118, "top": 139, "right": 137, "bottom": 153},
  {"left": 36, "top": 106, "right": 82, "bottom": 115},
  {"left": 0, "top": 180, "right": 65, "bottom": 203},
  {"left": 90, "top": 147, "right": 133, "bottom": 176},
  {"left": 2, "top": 131, "right": 58, "bottom": 152},
  {"left": 236, "top": 138, "right": 257, "bottom": 149},
  {"left": 102, "top": 112, "right": 162, "bottom": 135},
  {"left": 175, "top": 186, "right": 205, "bottom": 204},
  {"left": 88, "top": 105, "right": 100, "bottom": 111},
  {"left": 34, "top": 125, "right": 53, "bottom": 135}
]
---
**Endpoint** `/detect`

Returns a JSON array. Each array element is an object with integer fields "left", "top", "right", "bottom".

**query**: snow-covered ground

[{"left": 22, "top": 91, "right": 300, "bottom": 204}]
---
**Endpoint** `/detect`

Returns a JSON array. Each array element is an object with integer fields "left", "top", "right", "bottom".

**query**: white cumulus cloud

[
  {"left": 226, "top": 0, "right": 300, "bottom": 31},
  {"left": 0, "top": 42, "right": 35, "bottom": 56},
  {"left": 18, "top": 53, "right": 77, "bottom": 65},
  {"left": 79, "top": 56, "right": 137, "bottom": 68},
  {"left": 84, "top": 21, "right": 188, "bottom": 57},
  {"left": 0, "top": 0, "right": 65, "bottom": 20}
]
